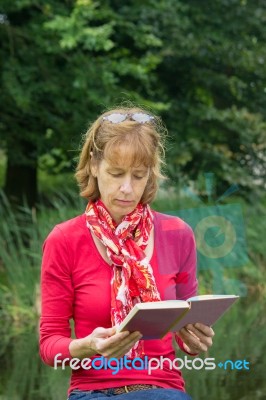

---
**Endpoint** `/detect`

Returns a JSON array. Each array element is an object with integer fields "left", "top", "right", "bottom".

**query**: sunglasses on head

[{"left": 102, "top": 113, "right": 155, "bottom": 124}]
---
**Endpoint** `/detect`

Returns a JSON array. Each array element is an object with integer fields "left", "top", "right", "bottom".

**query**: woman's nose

[{"left": 120, "top": 180, "right": 133, "bottom": 193}]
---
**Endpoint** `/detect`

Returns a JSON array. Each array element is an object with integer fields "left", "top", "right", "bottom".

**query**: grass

[
  {"left": 0, "top": 150, "right": 6, "bottom": 189},
  {"left": 0, "top": 182, "right": 265, "bottom": 399},
  {"left": 181, "top": 296, "right": 266, "bottom": 399}
]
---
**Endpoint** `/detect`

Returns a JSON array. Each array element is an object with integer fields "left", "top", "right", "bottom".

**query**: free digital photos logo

[{"left": 169, "top": 173, "right": 248, "bottom": 295}]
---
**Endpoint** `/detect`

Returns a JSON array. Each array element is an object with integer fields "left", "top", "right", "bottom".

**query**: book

[{"left": 116, "top": 294, "right": 239, "bottom": 339}]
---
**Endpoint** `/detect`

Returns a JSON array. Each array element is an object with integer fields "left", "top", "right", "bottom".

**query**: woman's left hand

[{"left": 177, "top": 323, "right": 215, "bottom": 354}]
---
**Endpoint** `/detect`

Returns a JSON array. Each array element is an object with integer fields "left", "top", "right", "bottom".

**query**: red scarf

[{"left": 85, "top": 199, "right": 161, "bottom": 357}]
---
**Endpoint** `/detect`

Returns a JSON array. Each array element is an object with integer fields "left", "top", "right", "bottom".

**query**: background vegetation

[{"left": 0, "top": 1, "right": 265, "bottom": 399}]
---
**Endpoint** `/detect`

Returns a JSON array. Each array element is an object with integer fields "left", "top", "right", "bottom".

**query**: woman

[{"left": 39, "top": 106, "right": 214, "bottom": 400}]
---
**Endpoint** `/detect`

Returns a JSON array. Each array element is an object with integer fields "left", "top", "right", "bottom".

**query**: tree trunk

[{"left": 4, "top": 148, "right": 38, "bottom": 209}]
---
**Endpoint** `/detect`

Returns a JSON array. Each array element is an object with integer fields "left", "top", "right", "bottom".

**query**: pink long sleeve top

[{"left": 39, "top": 210, "right": 198, "bottom": 395}]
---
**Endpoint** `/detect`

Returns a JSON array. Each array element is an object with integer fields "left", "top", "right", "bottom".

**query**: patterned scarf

[{"left": 85, "top": 199, "right": 161, "bottom": 358}]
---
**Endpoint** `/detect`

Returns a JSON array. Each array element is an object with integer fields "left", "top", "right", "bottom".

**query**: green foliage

[
  {"left": 154, "top": 0, "right": 266, "bottom": 193},
  {"left": 1, "top": 0, "right": 265, "bottom": 203},
  {"left": 0, "top": 0, "right": 165, "bottom": 169}
]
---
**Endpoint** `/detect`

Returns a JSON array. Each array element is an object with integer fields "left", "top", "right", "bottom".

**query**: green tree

[
  {"left": 0, "top": 0, "right": 164, "bottom": 206},
  {"left": 153, "top": 0, "right": 266, "bottom": 195},
  {"left": 1, "top": 0, "right": 265, "bottom": 206}
]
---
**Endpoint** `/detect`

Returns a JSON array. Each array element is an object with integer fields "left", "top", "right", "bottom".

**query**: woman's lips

[{"left": 116, "top": 199, "right": 134, "bottom": 205}]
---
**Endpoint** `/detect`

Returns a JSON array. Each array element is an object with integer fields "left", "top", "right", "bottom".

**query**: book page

[{"left": 188, "top": 294, "right": 238, "bottom": 301}]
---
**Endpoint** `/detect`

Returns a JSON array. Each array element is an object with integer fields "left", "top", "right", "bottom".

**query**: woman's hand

[
  {"left": 69, "top": 327, "right": 142, "bottom": 360},
  {"left": 177, "top": 323, "right": 215, "bottom": 354}
]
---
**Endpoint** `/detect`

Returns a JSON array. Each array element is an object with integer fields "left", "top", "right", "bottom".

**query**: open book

[{"left": 116, "top": 294, "right": 239, "bottom": 340}]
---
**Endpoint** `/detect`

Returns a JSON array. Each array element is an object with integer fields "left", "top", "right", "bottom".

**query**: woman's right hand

[{"left": 69, "top": 327, "right": 142, "bottom": 360}]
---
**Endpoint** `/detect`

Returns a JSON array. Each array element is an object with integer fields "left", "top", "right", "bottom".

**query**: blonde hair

[{"left": 75, "top": 106, "right": 167, "bottom": 204}]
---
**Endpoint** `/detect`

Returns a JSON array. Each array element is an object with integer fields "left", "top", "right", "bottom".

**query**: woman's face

[{"left": 91, "top": 158, "right": 150, "bottom": 224}]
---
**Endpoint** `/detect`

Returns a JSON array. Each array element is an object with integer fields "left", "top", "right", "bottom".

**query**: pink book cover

[
  {"left": 117, "top": 295, "right": 239, "bottom": 339},
  {"left": 117, "top": 302, "right": 189, "bottom": 339},
  {"left": 170, "top": 295, "right": 239, "bottom": 332}
]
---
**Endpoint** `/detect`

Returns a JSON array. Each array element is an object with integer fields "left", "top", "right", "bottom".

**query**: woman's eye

[
  {"left": 109, "top": 172, "right": 145, "bottom": 179},
  {"left": 110, "top": 173, "right": 123, "bottom": 177}
]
